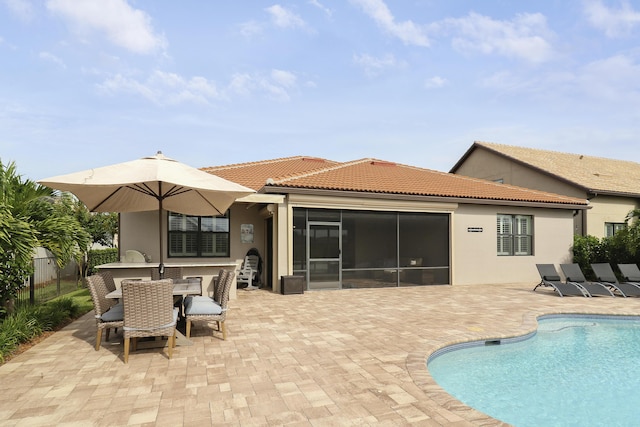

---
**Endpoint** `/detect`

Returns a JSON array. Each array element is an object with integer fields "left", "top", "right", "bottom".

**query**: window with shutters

[
  {"left": 168, "top": 211, "right": 230, "bottom": 257},
  {"left": 497, "top": 214, "right": 533, "bottom": 256}
]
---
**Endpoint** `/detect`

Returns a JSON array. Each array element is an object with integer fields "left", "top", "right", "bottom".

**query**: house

[
  {"left": 119, "top": 156, "right": 587, "bottom": 293},
  {"left": 451, "top": 142, "right": 640, "bottom": 238}
]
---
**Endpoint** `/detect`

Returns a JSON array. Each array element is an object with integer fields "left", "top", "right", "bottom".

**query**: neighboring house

[
  {"left": 451, "top": 142, "right": 640, "bottom": 238},
  {"left": 119, "top": 156, "right": 587, "bottom": 292}
]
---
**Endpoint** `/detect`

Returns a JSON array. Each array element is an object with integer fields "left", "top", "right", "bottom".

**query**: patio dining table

[{"left": 105, "top": 278, "right": 202, "bottom": 301}]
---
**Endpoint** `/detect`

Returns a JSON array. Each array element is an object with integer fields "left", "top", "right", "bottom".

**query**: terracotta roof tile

[
  {"left": 268, "top": 158, "right": 586, "bottom": 205},
  {"left": 475, "top": 142, "right": 640, "bottom": 196},
  {"left": 201, "top": 156, "right": 339, "bottom": 190},
  {"left": 203, "top": 156, "right": 586, "bottom": 206}
]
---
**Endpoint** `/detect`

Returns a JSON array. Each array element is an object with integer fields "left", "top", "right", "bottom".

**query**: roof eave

[
  {"left": 586, "top": 189, "right": 640, "bottom": 199},
  {"left": 262, "top": 186, "right": 588, "bottom": 210}
]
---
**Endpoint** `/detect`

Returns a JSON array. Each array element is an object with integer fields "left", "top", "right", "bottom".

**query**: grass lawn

[
  {"left": 16, "top": 279, "right": 82, "bottom": 306},
  {"left": 53, "top": 287, "right": 94, "bottom": 314}
]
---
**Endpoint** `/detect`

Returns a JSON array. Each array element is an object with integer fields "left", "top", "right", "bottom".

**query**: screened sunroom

[{"left": 292, "top": 208, "right": 450, "bottom": 290}]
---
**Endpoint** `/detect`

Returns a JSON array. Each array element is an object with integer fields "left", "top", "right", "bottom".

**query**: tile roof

[
  {"left": 201, "top": 156, "right": 339, "bottom": 190},
  {"left": 467, "top": 142, "right": 640, "bottom": 196},
  {"left": 202, "top": 156, "right": 586, "bottom": 207}
]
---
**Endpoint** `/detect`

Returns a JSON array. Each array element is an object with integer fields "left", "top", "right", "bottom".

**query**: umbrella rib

[
  {"left": 130, "top": 183, "right": 161, "bottom": 199},
  {"left": 162, "top": 186, "right": 224, "bottom": 215},
  {"left": 85, "top": 183, "right": 227, "bottom": 216},
  {"left": 163, "top": 186, "right": 190, "bottom": 198},
  {"left": 193, "top": 189, "right": 224, "bottom": 215},
  {"left": 92, "top": 187, "right": 123, "bottom": 211}
]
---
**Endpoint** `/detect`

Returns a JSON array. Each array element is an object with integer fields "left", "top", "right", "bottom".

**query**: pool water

[{"left": 427, "top": 316, "right": 640, "bottom": 427}]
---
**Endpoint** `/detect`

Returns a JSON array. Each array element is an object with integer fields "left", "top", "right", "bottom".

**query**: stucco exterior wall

[
  {"left": 452, "top": 204, "right": 575, "bottom": 286},
  {"left": 120, "top": 211, "right": 159, "bottom": 262},
  {"left": 120, "top": 205, "right": 266, "bottom": 264},
  {"left": 586, "top": 195, "right": 638, "bottom": 238},
  {"left": 119, "top": 194, "right": 578, "bottom": 291},
  {"left": 119, "top": 203, "right": 269, "bottom": 289},
  {"left": 453, "top": 148, "right": 594, "bottom": 236},
  {"left": 230, "top": 204, "right": 267, "bottom": 272},
  {"left": 454, "top": 149, "right": 584, "bottom": 198}
]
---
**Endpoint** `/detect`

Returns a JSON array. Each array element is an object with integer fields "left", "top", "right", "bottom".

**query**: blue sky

[{"left": 3, "top": 0, "right": 640, "bottom": 181}]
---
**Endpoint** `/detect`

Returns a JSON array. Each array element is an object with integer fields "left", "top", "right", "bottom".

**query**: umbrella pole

[{"left": 158, "top": 183, "right": 164, "bottom": 279}]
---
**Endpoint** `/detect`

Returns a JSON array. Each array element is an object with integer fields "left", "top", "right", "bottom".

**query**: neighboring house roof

[
  {"left": 203, "top": 156, "right": 587, "bottom": 208},
  {"left": 451, "top": 141, "right": 640, "bottom": 197}
]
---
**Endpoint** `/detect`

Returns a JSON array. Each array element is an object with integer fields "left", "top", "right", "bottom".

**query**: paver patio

[{"left": 1, "top": 283, "right": 638, "bottom": 426}]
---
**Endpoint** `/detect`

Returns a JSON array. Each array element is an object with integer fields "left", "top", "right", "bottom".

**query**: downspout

[{"left": 583, "top": 192, "right": 597, "bottom": 236}]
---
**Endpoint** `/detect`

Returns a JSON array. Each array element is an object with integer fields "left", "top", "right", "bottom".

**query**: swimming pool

[{"left": 427, "top": 315, "right": 640, "bottom": 427}]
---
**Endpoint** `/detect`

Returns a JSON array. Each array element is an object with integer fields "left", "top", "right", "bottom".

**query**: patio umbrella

[{"left": 39, "top": 151, "right": 255, "bottom": 274}]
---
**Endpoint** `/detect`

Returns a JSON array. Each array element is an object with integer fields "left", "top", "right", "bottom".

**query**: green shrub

[
  {"left": 87, "top": 248, "right": 118, "bottom": 275},
  {"left": 0, "top": 307, "right": 41, "bottom": 362},
  {"left": 0, "top": 297, "right": 80, "bottom": 363},
  {"left": 39, "top": 298, "right": 79, "bottom": 330},
  {"left": 572, "top": 235, "right": 600, "bottom": 277},
  {"left": 572, "top": 224, "right": 640, "bottom": 280}
]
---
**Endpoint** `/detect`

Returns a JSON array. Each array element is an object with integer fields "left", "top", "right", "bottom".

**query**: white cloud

[
  {"left": 424, "top": 76, "right": 448, "bottom": 89},
  {"left": 353, "top": 53, "right": 404, "bottom": 77},
  {"left": 584, "top": 0, "right": 640, "bottom": 37},
  {"left": 309, "top": 0, "right": 333, "bottom": 18},
  {"left": 39, "top": 51, "right": 66, "bottom": 69},
  {"left": 259, "top": 80, "right": 292, "bottom": 101},
  {"left": 98, "top": 74, "right": 158, "bottom": 102},
  {"left": 271, "top": 69, "right": 297, "bottom": 88},
  {"left": 98, "top": 71, "right": 220, "bottom": 106},
  {"left": 0, "top": 36, "right": 18, "bottom": 50},
  {"left": 4, "top": 0, "right": 34, "bottom": 22},
  {"left": 436, "top": 12, "right": 554, "bottom": 64},
  {"left": 350, "top": 0, "right": 430, "bottom": 47},
  {"left": 480, "top": 70, "right": 541, "bottom": 94},
  {"left": 239, "top": 20, "right": 264, "bottom": 38},
  {"left": 229, "top": 73, "right": 254, "bottom": 96},
  {"left": 228, "top": 69, "right": 300, "bottom": 101},
  {"left": 266, "top": 5, "right": 306, "bottom": 29},
  {"left": 186, "top": 76, "right": 220, "bottom": 99},
  {"left": 578, "top": 54, "right": 640, "bottom": 101},
  {"left": 243, "top": 5, "right": 311, "bottom": 37},
  {"left": 46, "top": 0, "right": 167, "bottom": 55},
  {"left": 481, "top": 53, "right": 640, "bottom": 106},
  {"left": 99, "top": 69, "right": 301, "bottom": 105}
]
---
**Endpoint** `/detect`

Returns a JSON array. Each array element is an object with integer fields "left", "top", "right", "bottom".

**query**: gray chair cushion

[
  {"left": 185, "top": 296, "right": 222, "bottom": 315},
  {"left": 100, "top": 303, "right": 124, "bottom": 322},
  {"left": 185, "top": 295, "right": 220, "bottom": 308}
]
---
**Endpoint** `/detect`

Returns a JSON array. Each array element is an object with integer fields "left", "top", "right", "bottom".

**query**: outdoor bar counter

[{"left": 96, "top": 260, "right": 242, "bottom": 299}]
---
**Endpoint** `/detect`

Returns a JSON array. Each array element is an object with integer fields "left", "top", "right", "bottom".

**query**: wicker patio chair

[
  {"left": 86, "top": 274, "right": 124, "bottom": 351},
  {"left": 185, "top": 270, "right": 235, "bottom": 340},
  {"left": 95, "top": 270, "right": 117, "bottom": 293},
  {"left": 214, "top": 269, "right": 228, "bottom": 303},
  {"left": 121, "top": 279, "right": 179, "bottom": 363},
  {"left": 183, "top": 269, "right": 226, "bottom": 318},
  {"left": 150, "top": 266, "right": 183, "bottom": 280}
]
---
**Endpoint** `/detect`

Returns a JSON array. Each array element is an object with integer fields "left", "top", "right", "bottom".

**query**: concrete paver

[{"left": 1, "top": 283, "right": 638, "bottom": 426}]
